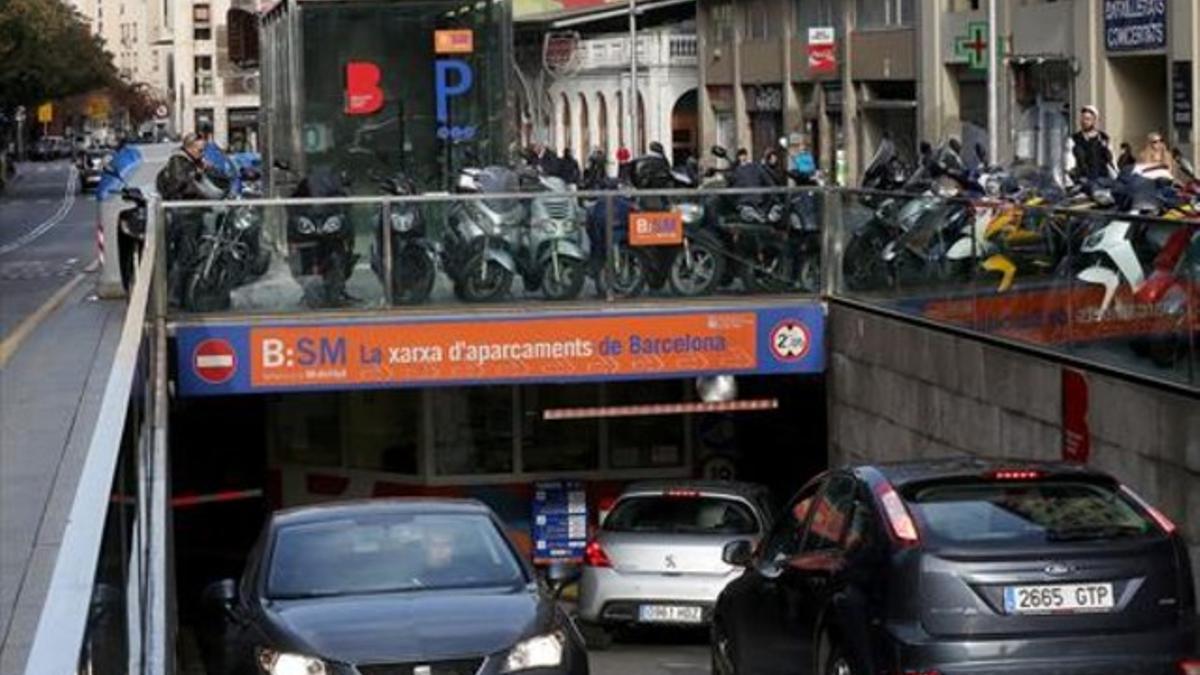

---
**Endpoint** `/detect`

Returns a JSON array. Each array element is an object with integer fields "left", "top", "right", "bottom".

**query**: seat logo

[{"left": 665, "top": 554, "right": 677, "bottom": 569}]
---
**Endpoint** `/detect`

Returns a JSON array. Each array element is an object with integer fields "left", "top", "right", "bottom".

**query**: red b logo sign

[{"left": 345, "top": 61, "right": 383, "bottom": 116}]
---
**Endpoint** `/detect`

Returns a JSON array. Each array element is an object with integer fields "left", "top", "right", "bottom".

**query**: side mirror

[
  {"left": 721, "top": 540, "right": 754, "bottom": 568},
  {"left": 201, "top": 579, "right": 239, "bottom": 622},
  {"left": 546, "top": 562, "right": 581, "bottom": 599}
]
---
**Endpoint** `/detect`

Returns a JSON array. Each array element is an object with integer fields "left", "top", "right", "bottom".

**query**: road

[
  {"left": 0, "top": 160, "right": 95, "bottom": 341},
  {"left": 589, "top": 630, "right": 711, "bottom": 675}
]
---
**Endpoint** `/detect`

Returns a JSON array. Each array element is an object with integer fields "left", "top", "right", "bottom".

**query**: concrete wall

[{"left": 827, "top": 304, "right": 1200, "bottom": 587}]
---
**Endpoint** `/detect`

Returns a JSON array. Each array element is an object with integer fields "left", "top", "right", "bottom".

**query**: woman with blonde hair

[{"left": 1134, "top": 131, "right": 1177, "bottom": 181}]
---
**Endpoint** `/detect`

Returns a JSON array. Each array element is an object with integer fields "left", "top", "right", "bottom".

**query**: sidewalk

[{"left": 0, "top": 272, "right": 125, "bottom": 675}]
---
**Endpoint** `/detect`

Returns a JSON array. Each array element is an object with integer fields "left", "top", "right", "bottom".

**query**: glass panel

[
  {"left": 520, "top": 384, "right": 600, "bottom": 473},
  {"left": 432, "top": 386, "right": 514, "bottom": 475}
]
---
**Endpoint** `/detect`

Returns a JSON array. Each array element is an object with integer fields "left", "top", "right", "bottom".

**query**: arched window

[
  {"left": 596, "top": 93, "right": 609, "bottom": 153},
  {"left": 578, "top": 93, "right": 590, "bottom": 158},
  {"left": 559, "top": 94, "right": 571, "bottom": 153}
]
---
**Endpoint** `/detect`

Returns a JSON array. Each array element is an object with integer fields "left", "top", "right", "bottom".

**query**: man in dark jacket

[
  {"left": 1067, "top": 105, "right": 1114, "bottom": 184},
  {"left": 157, "top": 133, "right": 218, "bottom": 305}
]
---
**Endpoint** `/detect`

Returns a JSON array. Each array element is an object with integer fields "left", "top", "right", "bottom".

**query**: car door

[
  {"left": 774, "top": 473, "right": 858, "bottom": 674},
  {"left": 727, "top": 478, "right": 824, "bottom": 675}
]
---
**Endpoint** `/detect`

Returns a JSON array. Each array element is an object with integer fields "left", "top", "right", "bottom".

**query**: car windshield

[
  {"left": 604, "top": 495, "right": 759, "bottom": 535},
  {"left": 905, "top": 480, "right": 1158, "bottom": 547},
  {"left": 266, "top": 513, "right": 527, "bottom": 599}
]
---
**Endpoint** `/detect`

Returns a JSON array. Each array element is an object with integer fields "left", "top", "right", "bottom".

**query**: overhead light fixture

[{"left": 696, "top": 375, "right": 737, "bottom": 403}]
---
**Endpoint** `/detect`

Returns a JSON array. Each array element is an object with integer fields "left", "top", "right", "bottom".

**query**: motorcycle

[
  {"left": 369, "top": 172, "right": 439, "bottom": 305},
  {"left": 284, "top": 165, "right": 358, "bottom": 308},
  {"left": 182, "top": 184, "right": 271, "bottom": 311}
]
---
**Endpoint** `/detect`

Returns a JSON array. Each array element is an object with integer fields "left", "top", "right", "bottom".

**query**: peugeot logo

[
  {"left": 1044, "top": 562, "right": 1072, "bottom": 576},
  {"left": 665, "top": 554, "right": 677, "bottom": 570}
]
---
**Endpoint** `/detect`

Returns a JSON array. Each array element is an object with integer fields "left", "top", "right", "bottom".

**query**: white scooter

[{"left": 1075, "top": 165, "right": 1176, "bottom": 318}]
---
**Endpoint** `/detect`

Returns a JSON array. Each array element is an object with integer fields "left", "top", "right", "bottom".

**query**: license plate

[
  {"left": 1003, "top": 583, "right": 1115, "bottom": 614},
  {"left": 637, "top": 605, "right": 703, "bottom": 624}
]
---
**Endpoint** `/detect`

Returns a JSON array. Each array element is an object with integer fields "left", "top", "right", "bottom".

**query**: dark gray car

[{"left": 712, "top": 459, "right": 1198, "bottom": 675}]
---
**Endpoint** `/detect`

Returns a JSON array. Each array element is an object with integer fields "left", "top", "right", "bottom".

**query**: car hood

[{"left": 264, "top": 586, "right": 549, "bottom": 664}]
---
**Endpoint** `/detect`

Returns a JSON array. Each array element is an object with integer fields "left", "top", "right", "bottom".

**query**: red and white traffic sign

[{"left": 193, "top": 339, "right": 238, "bottom": 384}]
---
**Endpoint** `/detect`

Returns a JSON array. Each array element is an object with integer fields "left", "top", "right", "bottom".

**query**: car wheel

[
  {"left": 821, "top": 636, "right": 857, "bottom": 675},
  {"left": 577, "top": 621, "right": 613, "bottom": 651}
]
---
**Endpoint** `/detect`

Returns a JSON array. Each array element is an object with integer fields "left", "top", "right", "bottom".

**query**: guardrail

[
  {"left": 158, "top": 184, "right": 1198, "bottom": 392},
  {"left": 23, "top": 198, "right": 173, "bottom": 675}
]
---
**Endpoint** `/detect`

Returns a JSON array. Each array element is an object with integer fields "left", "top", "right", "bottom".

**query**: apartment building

[{"left": 171, "top": 0, "right": 260, "bottom": 149}]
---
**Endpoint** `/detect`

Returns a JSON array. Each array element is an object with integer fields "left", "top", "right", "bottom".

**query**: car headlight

[
  {"left": 296, "top": 216, "right": 317, "bottom": 235},
  {"left": 321, "top": 215, "right": 343, "bottom": 234},
  {"left": 232, "top": 209, "right": 255, "bottom": 231},
  {"left": 390, "top": 211, "right": 416, "bottom": 233},
  {"left": 500, "top": 632, "right": 565, "bottom": 673},
  {"left": 677, "top": 203, "right": 703, "bottom": 225},
  {"left": 256, "top": 648, "right": 327, "bottom": 675}
]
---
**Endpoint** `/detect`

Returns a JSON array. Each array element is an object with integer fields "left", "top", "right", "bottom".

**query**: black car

[
  {"left": 711, "top": 459, "right": 1198, "bottom": 675},
  {"left": 200, "top": 499, "right": 589, "bottom": 675},
  {"left": 78, "top": 150, "right": 109, "bottom": 191}
]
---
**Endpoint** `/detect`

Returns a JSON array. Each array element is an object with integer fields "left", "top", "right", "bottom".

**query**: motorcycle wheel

[
  {"left": 392, "top": 247, "right": 437, "bottom": 305},
  {"left": 184, "top": 267, "right": 232, "bottom": 312},
  {"left": 598, "top": 246, "right": 649, "bottom": 298},
  {"left": 741, "top": 243, "right": 795, "bottom": 294},
  {"left": 843, "top": 228, "right": 890, "bottom": 291},
  {"left": 542, "top": 256, "right": 587, "bottom": 301},
  {"left": 459, "top": 255, "right": 513, "bottom": 302},
  {"left": 668, "top": 239, "right": 726, "bottom": 297}
]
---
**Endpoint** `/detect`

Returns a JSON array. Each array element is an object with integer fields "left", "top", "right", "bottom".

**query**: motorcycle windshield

[
  {"left": 862, "top": 139, "right": 896, "bottom": 185},
  {"left": 476, "top": 166, "right": 522, "bottom": 215}
]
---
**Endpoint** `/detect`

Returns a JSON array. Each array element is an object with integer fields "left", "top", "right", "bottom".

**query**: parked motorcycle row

[{"left": 841, "top": 138, "right": 1200, "bottom": 368}]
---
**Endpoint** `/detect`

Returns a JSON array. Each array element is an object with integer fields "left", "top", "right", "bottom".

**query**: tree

[{"left": 0, "top": 0, "right": 120, "bottom": 112}]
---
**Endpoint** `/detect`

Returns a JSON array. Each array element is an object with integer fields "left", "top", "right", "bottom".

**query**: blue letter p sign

[{"left": 435, "top": 59, "right": 476, "bottom": 141}]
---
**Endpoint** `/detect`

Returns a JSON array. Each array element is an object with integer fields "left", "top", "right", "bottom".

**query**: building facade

[
  {"left": 695, "top": 0, "right": 1198, "bottom": 185},
  {"left": 171, "top": 0, "right": 261, "bottom": 149}
]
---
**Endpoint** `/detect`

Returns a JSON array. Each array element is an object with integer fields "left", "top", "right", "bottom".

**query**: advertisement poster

[
  {"left": 175, "top": 304, "right": 826, "bottom": 396},
  {"left": 807, "top": 27, "right": 837, "bottom": 75},
  {"left": 1104, "top": 0, "right": 1166, "bottom": 52},
  {"left": 532, "top": 481, "right": 588, "bottom": 565}
]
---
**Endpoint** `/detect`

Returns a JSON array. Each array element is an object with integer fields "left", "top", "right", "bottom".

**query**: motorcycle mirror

[
  {"left": 711, "top": 146, "right": 729, "bottom": 159},
  {"left": 273, "top": 159, "right": 291, "bottom": 171}
]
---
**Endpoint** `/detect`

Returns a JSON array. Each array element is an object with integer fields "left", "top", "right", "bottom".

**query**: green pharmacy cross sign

[{"left": 955, "top": 21, "right": 1001, "bottom": 71}]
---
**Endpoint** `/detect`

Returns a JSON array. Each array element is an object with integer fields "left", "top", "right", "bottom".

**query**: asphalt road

[
  {"left": 0, "top": 160, "right": 96, "bottom": 341},
  {"left": 588, "top": 630, "right": 711, "bottom": 675}
]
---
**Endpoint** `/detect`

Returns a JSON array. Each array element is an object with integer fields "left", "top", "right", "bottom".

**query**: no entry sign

[{"left": 193, "top": 338, "right": 238, "bottom": 384}]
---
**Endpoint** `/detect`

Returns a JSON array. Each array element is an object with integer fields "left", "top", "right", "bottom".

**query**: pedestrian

[
  {"left": 156, "top": 132, "right": 222, "bottom": 305},
  {"left": 560, "top": 147, "right": 582, "bottom": 185},
  {"left": 1117, "top": 142, "right": 1136, "bottom": 173},
  {"left": 1066, "top": 105, "right": 1114, "bottom": 184},
  {"left": 529, "top": 142, "right": 559, "bottom": 176},
  {"left": 616, "top": 146, "right": 633, "bottom": 186},
  {"left": 735, "top": 148, "right": 750, "bottom": 166},
  {"left": 787, "top": 133, "right": 818, "bottom": 185},
  {"left": 1135, "top": 131, "right": 1177, "bottom": 178}
]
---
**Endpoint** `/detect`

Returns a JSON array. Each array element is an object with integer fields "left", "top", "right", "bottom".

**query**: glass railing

[
  {"left": 158, "top": 185, "right": 824, "bottom": 314},
  {"left": 157, "top": 184, "right": 1198, "bottom": 390},
  {"left": 836, "top": 188, "right": 1199, "bottom": 389}
]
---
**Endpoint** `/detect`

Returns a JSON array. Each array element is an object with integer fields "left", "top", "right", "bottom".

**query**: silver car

[{"left": 577, "top": 481, "right": 773, "bottom": 645}]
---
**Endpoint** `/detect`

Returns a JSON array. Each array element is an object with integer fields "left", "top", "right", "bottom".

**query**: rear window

[
  {"left": 604, "top": 495, "right": 760, "bottom": 535},
  {"left": 905, "top": 480, "right": 1158, "bottom": 547}
]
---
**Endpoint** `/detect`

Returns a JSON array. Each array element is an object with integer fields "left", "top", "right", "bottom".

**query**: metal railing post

[
  {"left": 152, "top": 197, "right": 167, "bottom": 320},
  {"left": 604, "top": 193, "right": 616, "bottom": 303},
  {"left": 381, "top": 201, "right": 394, "bottom": 306},
  {"left": 822, "top": 188, "right": 844, "bottom": 297}
]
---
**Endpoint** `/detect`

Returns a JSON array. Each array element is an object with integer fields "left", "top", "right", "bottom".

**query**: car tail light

[
  {"left": 584, "top": 540, "right": 611, "bottom": 568},
  {"left": 874, "top": 481, "right": 919, "bottom": 546},
  {"left": 1121, "top": 485, "right": 1177, "bottom": 535},
  {"left": 1178, "top": 659, "right": 1200, "bottom": 675},
  {"left": 664, "top": 489, "right": 700, "bottom": 498},
  {"left": 988, "top": 469, "right": 1043, "bottom": 481}
]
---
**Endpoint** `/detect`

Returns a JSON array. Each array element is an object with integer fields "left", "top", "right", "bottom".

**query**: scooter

[
  {"left": 370, "top": 171, "right": 438, "bottom": 305},
  {"left": 284, "top": 165, "right": 358, "bottom": 308}
]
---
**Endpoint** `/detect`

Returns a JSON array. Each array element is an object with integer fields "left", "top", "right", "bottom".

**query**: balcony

[{"left": 573, "top": 32, "right": 698, "bottom": 72}]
